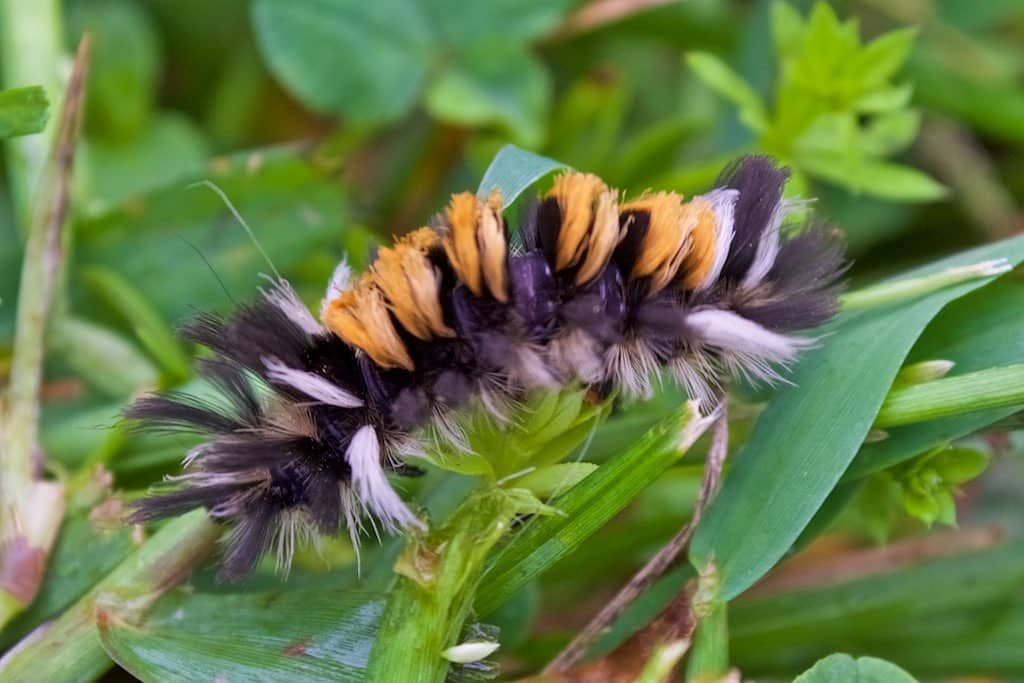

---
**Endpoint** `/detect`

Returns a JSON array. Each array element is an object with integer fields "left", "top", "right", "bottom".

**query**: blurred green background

[{"left": 3, "top": 0, "right": 1024, "bottom": 680}]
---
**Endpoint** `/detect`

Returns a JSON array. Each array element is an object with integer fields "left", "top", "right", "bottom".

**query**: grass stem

[
  {"left": 0, "top": 38, "right": 89, "bottom": 629},
  {"left": 0, "top": 511, "right": 220, "bottom": 683},
  {"left": 876, "top": 363, "right": 1024, "bottom": 428}
]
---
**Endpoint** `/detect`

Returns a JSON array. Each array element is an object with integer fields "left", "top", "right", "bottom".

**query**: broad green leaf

[
  {"left": 846, "top": 276, "right": 1024, "bottom": 480},
  {"left": 430, "top": 0, "right": 572, "bottom": 44},
  {"left": 690, "top": 235, "right": 1024, "bottom": 600},
  {"left": 686, "top": 52, "right": 767, "bottom": 133},
  {"left": 251, "top": 0, "right": 434, "bottom": 123},
  {"left": 476, "top": 402, "right": 710, "bottom": 615},
  {"left": 794, "top": 654, "right": 917, "bottom": 683},
  {"left": 251, "top": 0, "right": 570, "bottom": 126},
  {"left": 78, "top": 113, "right": 209, "bottom": 215},
  {"left": 101, "top": 588, "right": 384, "bottom": 682},
  {"left": 0, "top": 86, "right": 49, "bottom": 139},
  {"left": 476, "top": 144, "right": 563, "bottom": 208},
  {"left": 424, "top": 43, "right": 550, "bottom": 147}
]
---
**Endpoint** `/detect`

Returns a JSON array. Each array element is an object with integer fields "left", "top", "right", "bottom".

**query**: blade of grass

[
  {"left": 690, "top": 234, "right": 1024, "bottom": 601},
  {"left": 875, "top": 363, "right": 1024, "bottom": 428},
  {"left": 0, "top": 38, "right": 89, "bottom": 629}
]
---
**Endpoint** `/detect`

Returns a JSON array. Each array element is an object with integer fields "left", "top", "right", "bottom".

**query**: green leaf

[
  {"left": 690, "top": 235, "right": 1024, "bottom": 600},
  {"left": 425, "top": 43, "right": 550, "bottom": 147},
  {"left": 803, "top": 158, "right": 947, "bottom": 202},
  {"left": 101, "top": 588, "right": 384, "bottom": 682},
  {"left": 0, "top": 86, "right": 49, "bottom": 139},
  {"left": 251, "top": 0, "right": 434, "bottom": 123},
  {"left": 50, "top": 317, "right": 159, "bottom": 397},
  {"left": 686, "top": 52, "right": 767, "bottom": 133},
  {"left": 861, "top": 109, "right": 920, "bottom": 156},
  {"left": 476, "top": 144, "right": 564, "bottom": 208},
  {"left": 251, "top": 0, "right": 571, "bottom": 126},
  {"left": 794, "top": 653, "right": 918, "bottom": 683},
  {"left": 855, "top": 28, "right": 917, "bottom": 89},
  {"left": 901, "top": 488, "right": 941, "bottom": 525},
  {"left": 78, "top": 113, "right": 209, "bottom": 214},
  {"left": 81, "top": 266, "right": 193, "bottom": 382},
  {"left": 430, "top": 0, "right": 572, "bottom": 44},
  {"left": 854, "top": 84, "right": 913, "bottom": 113},
  {"left": 476, "top": 402, "right": 710, "bottom": 615},
  {"left": 797, "top": 2, "right": 858, "bottom": 92},
  {"left": 0, "top": 514, "right": 134, "bottom": 651}
]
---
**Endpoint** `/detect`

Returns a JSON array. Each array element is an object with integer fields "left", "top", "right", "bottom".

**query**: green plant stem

[
  {"left": 841, "top": 259, "right": 1011, "bottom": 310},
  {"left": 366, "top": 487, "right": 523, "bottom": 683},
  {"left": 0, "top": 511, "right": 220, "bottom": 683},
  {"left": 875, "top": 364, "right": 1024, "bottom": 428},
  {"left": 0, "top": 39, "right": 89, "bottom": 629},
  {"left": 477, "top": 400, "right": 712, "bottom": 617},
  {"left": 0, "top": 0, "right": 65, "bottom": 236},
  {"left": 685, "top": 599, "right": 728, "bottom": 682}
]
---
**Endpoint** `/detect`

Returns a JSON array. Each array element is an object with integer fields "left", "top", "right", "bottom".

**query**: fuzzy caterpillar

[{"left": 128, "top": 155, "right": 846, "bottom": 578}]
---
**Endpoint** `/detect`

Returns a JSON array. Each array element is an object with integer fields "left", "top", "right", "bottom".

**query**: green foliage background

[{"left": 2, "top": 0, "right": 1024, "bottom": 681}]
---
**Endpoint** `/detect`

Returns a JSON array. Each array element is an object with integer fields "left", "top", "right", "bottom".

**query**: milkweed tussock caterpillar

[{"left": 127, "top": 155, "right": 846, "bottom": 578}]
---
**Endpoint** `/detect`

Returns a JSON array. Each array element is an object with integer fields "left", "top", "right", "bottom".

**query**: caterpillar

[{"left": 128, "top": 155, "right": 845, "bottom": 578}]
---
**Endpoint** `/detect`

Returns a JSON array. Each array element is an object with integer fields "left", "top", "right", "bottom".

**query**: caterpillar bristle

[{"left": 127, "top": 155, "right": 846, "bottom": 578}]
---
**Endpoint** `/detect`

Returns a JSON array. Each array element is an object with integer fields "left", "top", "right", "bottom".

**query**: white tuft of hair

[
  {"left": 320, "top": 258, "right": 352, "bottom": 319},
  {"left": 696, "top": 188, "right": 738, "bottom": 291},
  {"left": 262, "top": 277, "right": 324, "bottom": 336},
  {"left": 605, "top": 338, "right": 661, "bottom": 399},
  {"left": 741, "top": 198, "right": 797, "bottom": 289},
  {"left": 346, "top": 425, "right": 424, "bottom": 534},
  {"left": 686, "top": 308, "right": 814, "bottom": 385},
  {"left": 262, "top": 357, "right": 364, "bottom": 408},
  {"left": 547, "top": 329, "right": 606, "bottom": 385}
]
